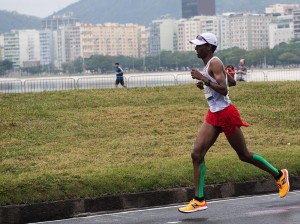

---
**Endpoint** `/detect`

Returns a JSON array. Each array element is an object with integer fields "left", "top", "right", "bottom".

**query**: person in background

[
  {"left": 236, "top": 59, "right": 247, "bottom": 81},
  {"left": 225, "top": 64, "right": 236, "bottom": 79},
  {"left": 115, "top": 63, "right": 127, "bottom": 88}
]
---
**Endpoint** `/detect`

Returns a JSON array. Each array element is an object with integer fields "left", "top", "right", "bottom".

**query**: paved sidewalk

[{"left": 0, "top": 176, "right": 299, "bottom": 224}]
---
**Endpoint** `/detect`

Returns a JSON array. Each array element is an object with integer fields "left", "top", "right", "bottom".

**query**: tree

[
  {"left": 0, "top": 59, "right": 13, "bottom": 76},
  {"left": 278, "top": 52, "right": 299, "bottom": 65}
]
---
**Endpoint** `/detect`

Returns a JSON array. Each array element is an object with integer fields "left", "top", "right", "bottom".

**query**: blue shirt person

[{"left": 114, "top": 63, "right": 126, "bottom": 88}]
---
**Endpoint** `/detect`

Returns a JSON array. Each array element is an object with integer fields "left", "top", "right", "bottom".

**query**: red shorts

[{"left": 205, "top": 104, "right": 249, "bottom": 136}]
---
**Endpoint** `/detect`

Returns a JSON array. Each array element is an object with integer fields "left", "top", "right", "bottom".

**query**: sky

[{"left": 0, "top": 0, "right": 79, "bottom": 18}]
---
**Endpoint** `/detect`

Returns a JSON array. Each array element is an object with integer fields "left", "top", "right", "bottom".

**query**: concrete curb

[{"left": 1, "top": 176, "right": 299, "bottom": 224}]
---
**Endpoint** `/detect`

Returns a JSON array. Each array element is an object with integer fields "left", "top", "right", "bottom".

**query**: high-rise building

[
  {"left": 294, "top": 9, "right": 300, "bottom": 38},
  {"left": 40, "top": 30, "right": 56, "bottom": 66},
  {"left": 265, "top": 4, "right": 300, "bottom": 15},
  {"left": 80, "top": 23, "right": 147, "bottom": 59},
  {"left": 182, "top": 0, "right": 216, "bottom": 19},
  {"left": 269, "top": 15, "right": 294, "bottom": 48},
  {"left": 41, "top": 13, "right": 79, "bottom": 30},
  {"left": 148, "top": 16, "right": 178, "bottom": 56},
  {"left": 0, "top": 35, "right": 4, "bottom": 60},
  {"left": 220, "top": 13, "right": 273, "bottom": 51},
  {"left": 58, "top": 25, "right": 81, "bottom": 65},
  {"left": 177, "top": 16, "right": 219, "bottom": 52},
  {"left": 4, "top": 30, "right": 40, "bottom": 68}
]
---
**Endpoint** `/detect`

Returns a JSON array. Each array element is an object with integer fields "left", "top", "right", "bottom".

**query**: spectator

[
  {"left": 225, "top": 64, "right": 235, "bottom": 79},
  {"left": 236, "top": 59, "right": 247, "bottom": 81}
]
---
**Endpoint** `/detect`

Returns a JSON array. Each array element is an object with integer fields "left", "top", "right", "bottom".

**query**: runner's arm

[
  {"left": 207, "top": 59, "right": 229, "bottom": 96},
  {"left": 226, "top": 70, "right": 236, "bottom": 87}
]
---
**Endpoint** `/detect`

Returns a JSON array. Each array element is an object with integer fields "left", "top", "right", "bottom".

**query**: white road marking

[{"left": 33, "top": 190, "right": 300, "bottom": 223}]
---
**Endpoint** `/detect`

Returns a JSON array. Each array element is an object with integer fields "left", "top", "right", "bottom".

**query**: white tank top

[{"left": 202, "top": 56, "right": 231, "bottom": 112}]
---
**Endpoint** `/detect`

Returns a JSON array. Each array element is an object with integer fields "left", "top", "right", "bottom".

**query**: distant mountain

[
  {"left": 1, "top": 0, "right": 299, "bottom": 33},
  {"left": 55, "top": 0, "right": 300, "bottom": 25},
  {"left": 52, "top": 0, "right": 182, "bottom": 25},
  {"left": 0, "top": 10, "right": 41, "bottom": 33}
]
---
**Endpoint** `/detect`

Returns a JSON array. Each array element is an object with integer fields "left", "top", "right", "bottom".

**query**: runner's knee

[
  {"left": 191, "top": 148, "right": 205, "bottom": 163},
  {"left": 238, "top": 152, "right": 252, "bottom": 162}
]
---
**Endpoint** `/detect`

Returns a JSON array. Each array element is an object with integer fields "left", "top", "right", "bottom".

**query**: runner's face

[{"left": 195, "top": 44, "right": 208, "bottom": 59}]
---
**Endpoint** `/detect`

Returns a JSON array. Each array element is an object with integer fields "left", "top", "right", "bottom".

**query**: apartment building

[
  {"left": 220, "top": 13, "right": 273, "bottom": 51},
  {"left": 80, "top": 23, "right": 147, "bottom": 58},
  {"left": 0, "top": 34, "right": 4, "bottom": 60},
  {"left": 4, "top": 30, "right": 40, "bottom": 68},
  {"left": 269, "top": 15, "right": 294, "bottom": 48},
  {"left": 40, "top": 30, "right": 56, "bottom": 66},
  {"left": 266, "top": 4, "right": 300, "bottom": 15},
  {"left": 56, "top": 25, "right": 81, "bottom": 69},
  {"left": 148, "top": 17, "right": 178, "bottom": 56},
  {"left": 177, "top": 16, "right": 219, "bottom": 52},
  {"left": 294, "top": 9, "right": 300, "bottom": 38},
  {"left": 41, "top": 13, "right": 79, "bottom": 30}
]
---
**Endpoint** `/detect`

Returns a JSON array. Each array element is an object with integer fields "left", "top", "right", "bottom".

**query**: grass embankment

[{"left": 0, "top": 82, "right": 299, "bottom": 206}]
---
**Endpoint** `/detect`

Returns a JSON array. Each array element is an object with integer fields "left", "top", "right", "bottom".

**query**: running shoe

[
  {"left": 178, "top": 199, "right": 207, "bottom": 213},
  {"left": 277, "top": 169, "right": 290, "bottom": 198}
]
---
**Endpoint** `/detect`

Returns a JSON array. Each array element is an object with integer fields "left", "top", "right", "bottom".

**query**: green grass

[{"left": 0, "top": 82, "right": 300, "bottom": 205}]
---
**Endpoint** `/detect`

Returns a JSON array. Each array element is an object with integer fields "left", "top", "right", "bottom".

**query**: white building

[
  {"left": 0, "top": 34, "right": 4, "bottom": 60},
  {"left": 269, "top": 15, "right": 294, "bottom": 48},
  {"left": 80, "top": 23, "right": 147, "bottom": 58},
  {"left": 41, "top": 13, "right": 79, "bottom": 30},
  {"left": 266, "top": 4, "right": 300, "bottom": 15},
  {"left": 56, "top": 25, "right": 81, "bottom": 69},
  {"left": 40, "top": 30, "right": 56, "bottom": 66},
  {"left": 148, "top": 17, "right": 178, "bottom": 55},
  {"left": 4, "top": 30, "right": 40, "bottom": 69},
  {"left": 294, "top": 9, "right": 300, "bottom": 39},
  {"left": 177, "top": 16, "right": 219, "bottom": 52},
  {"left": 220, "top": 13, "right": 273, "bottom": 51}
]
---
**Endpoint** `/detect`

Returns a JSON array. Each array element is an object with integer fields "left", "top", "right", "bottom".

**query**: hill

[
  {"left": 0, "top": 10, "right": 41, "bottom": 33},
  {"left": 55, "top": 0, "right": 300, "bottom": 25},
  {"left": 0, "top": 0, "right": 299, "bottom": 32},
  {"left": 53, "top": 0, "right": 182, "bottom": 25}
]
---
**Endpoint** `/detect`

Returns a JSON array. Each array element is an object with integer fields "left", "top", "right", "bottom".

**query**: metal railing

[
  {"left": 127, "top": 74, "right": 177, "bottom": 88},
  {"left": 1, "top": 69, "right": 299, "bottom": 94},
  {"left": 24, "top": 78, "right": 76, "bottom": 93},
  {"left": 77, "top": 76, "right": 119, "bottom": 89},
  {"left": 0, "top": 80, "right": 23, "bottom": 93}
]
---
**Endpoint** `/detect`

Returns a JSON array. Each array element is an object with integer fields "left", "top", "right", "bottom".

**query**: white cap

[{"left": 189, "top": 33, "right": 218, "bottom": 47}]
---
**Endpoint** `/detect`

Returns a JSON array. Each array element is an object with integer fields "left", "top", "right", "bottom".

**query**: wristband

[{"left": 205, "top": 79, "right": 211, "bottom": 86}]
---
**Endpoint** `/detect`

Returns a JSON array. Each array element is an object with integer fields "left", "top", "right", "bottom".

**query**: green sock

[
  {"left": 252, "top": 154, "right": 279, "bottom": 176},
  {"left": 198, "top": 162, "right": 206, "bottom": 198}
]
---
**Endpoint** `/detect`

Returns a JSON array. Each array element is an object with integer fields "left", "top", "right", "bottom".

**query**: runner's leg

[
  {"left": 192, "top": 121, "right": 221, "bottom": 199},
  {"left": 226, "top": 127, "right": 279, "bottom": 178}
]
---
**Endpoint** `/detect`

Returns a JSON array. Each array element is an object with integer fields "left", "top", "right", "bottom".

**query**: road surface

[{"left": 34, "top": 191, "right": 300, "bottom": 224}]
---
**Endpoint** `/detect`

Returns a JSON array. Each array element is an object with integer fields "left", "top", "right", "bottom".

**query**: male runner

[
  {"left": 115, "top": 63, "right": 126, "bottom": 88},
  {"left": 178, "top": 32, "right": 289, "bottom": 213}
]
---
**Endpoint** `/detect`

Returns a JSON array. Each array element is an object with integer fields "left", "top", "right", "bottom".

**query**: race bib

[{"left": 204, "top": 84, "right": 213, "bottom": 100}]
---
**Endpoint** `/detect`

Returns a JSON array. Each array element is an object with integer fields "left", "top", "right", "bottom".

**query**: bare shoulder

[{"left": 209, "top": 57, "right": 223, "bottom": 72}]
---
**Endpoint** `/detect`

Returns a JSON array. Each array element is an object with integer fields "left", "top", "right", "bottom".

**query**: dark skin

[{"left": 190, "top": 43, "right": 278, "bottom": 198}]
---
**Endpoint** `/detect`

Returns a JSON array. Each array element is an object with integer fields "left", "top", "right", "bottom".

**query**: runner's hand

[
  {"left": 196, "top": 81, "right": 204, "bottom": 90},
  {"left": 191, "top": 68, "right": 205, "bottom": 81}
]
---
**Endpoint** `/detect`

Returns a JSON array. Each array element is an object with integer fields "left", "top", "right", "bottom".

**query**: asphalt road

[{"left": 34, "top": 191, "right": 300, "bottom": 224}]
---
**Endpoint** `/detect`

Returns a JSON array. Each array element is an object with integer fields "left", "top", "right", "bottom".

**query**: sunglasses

[{"left": 196, "top": 35, "right": 209, "bottom": 44}]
